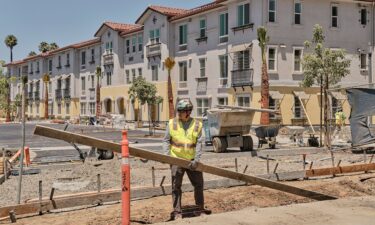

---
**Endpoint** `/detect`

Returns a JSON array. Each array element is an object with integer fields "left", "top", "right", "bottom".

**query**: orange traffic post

[
  {"left": 24, "top": 146, "right": 30, "bottom": 167},
  {"left": 121, "top": 130, "right": 130, "bottom": 225}
]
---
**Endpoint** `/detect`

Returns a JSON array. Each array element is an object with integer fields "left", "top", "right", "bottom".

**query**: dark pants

[{"left": 171, "top": 165, "right": 204, "bottom": 213}]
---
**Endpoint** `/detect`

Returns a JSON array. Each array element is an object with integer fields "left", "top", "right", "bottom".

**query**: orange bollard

[
  {"left": 24, "top": 147, "right": 30, "bottom": 167},
  {"left": 121, "top": 130, "right": 130, "bottom": 225}
]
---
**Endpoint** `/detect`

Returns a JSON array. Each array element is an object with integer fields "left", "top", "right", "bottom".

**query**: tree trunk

[
  {"left": 5, "top": 86, "right": 11, "bottom": 122},
  {"left": 260, "top": 62, "right": 270, "bottom": 125},
  {"left": 167, "top": 70, "right": 174, "bottom": 119},
  {"left": 96, "top": 81, "right": 101, "bottom": 119},
  {"left": 44, "top": 82, "right": 48, "bottom": 119},
  {"left": 324, "top": 73, "right": 330, "bottom": 148},
  {"left": 148, "top": 103, "right": 152, "bottom": 136}
]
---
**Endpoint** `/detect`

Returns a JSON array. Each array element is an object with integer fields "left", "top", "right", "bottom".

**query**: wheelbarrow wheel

[
  {"left": 240, "top": 136, "right": 253, "bottom": 151},
  {"left": 213, "top": 137, "right": 227, "bottom": 153}
]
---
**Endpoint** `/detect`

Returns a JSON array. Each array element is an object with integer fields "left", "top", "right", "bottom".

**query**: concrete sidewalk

[{"left": 155, "top": 196, "right": 375, "bottom": 225}]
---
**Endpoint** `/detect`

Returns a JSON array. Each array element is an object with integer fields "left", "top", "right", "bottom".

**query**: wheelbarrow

[{"left": 254, "top": 125, "right": 280, "bottom": 149}]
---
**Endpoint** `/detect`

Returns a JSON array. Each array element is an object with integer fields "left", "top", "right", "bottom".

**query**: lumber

[
  {"left": 306, "top": 163, "right": 375, "bottom": 177},
  {"left": 256, "top": 148, "right": 325, "bottom": 157},
  {"left": 33, "top": 125, "right": 336, "bottom": 201},
  {"left": 1, "top": 178, "right": 244, "bottom": 218}
]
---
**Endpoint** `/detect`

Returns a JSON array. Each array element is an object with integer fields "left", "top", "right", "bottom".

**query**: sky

[{"left": 0, "top": 0, "right": 212, "bottom": 63}]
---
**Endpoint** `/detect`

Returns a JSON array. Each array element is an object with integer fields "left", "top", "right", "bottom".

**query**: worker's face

[{"left": 178, "top": 110, "right": 192, "bottom": 121}]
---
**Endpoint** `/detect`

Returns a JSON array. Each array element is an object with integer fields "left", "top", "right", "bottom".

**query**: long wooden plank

[
  {"left": 256, "top": 148, "right": 325, "bottom": 157},
  {"left": 33, "top": 125, "right": 336, "bottom": 201},
  {"left": 306, "top": 163, "right": 375, "bottom": 177},
  {"left": 1, "top": 179, "right": 245, "bottom": 218}
]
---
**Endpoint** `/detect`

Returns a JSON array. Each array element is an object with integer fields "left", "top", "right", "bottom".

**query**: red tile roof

[
  {"left": 149, "top": 5, "right": 189, "bottom": 17},
  {"left": 120, "top": 26, "right": 144, "bottom": 37},
  {"left": 103, "top": 22, "right": 141, "bottom": 32},
  {"left": 170, "top": 1, "right": 226, "bottom": 21}
]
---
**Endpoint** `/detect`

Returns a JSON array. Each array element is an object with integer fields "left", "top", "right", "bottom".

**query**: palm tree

[
  {"left": 49, "top": 43, "right": 59, "bottom": 51},
  {"left": 95, "top": 66, "right": 102, "bottom": 118},
  {"left": 4, "top": 34, "right": 18, "bottom": 122},
  {"left": 164, "top": 57, "right": 175, "bottom": 119},
  {"left": 257, "top": 27, "right": 270, "bottom": 125},
  {"left": 28, "top": 51, "right": 37, "bottom": 57},
  {"left": 42, "top": 74, "right": 50, "bottom": 119},
  {"left": 38, "top": 42, "right": 49, "bottom": 53},
  {"left": 4, "top": 35, "right": 17, "bottom": 62}
]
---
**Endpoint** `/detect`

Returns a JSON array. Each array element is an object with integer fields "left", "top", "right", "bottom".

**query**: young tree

[
  {"left": 128, "top": 76, "right": 163, "bottom": 135},
  {"left": 38, "top": 42, "right": 49, "bottom": 53},
  {"left": 257, "top": 27, "right": 270, "bottom": 125},
  {"left": 164, "top": 57, "right": 175, "bottom": 119},
  {"left": 49, "top": 43, "right": 59, "bottom": 51},
  {"left": 302, "top": 24, "right": 351, "bottom": 147}
]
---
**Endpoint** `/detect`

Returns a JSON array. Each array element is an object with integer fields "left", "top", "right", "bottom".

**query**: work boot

[{"left": 170, "top": 211, "right": 182, "bottom": 221}]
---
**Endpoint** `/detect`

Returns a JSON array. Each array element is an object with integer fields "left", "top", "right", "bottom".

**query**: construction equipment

[
  {"left": 254, "top": 125, "right": 280, "bottom": 149},
  {"left": 204, "top": 105, "right": 278, "bottom": 153}
]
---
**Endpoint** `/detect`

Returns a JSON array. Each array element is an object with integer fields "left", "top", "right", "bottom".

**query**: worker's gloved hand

[{"left": 188, "top": 160, "right": 199, "bottom": 171}]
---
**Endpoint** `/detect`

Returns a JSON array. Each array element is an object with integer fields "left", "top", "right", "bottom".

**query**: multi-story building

[{"left": 5, "top": 0, "right": 375, "bottom": 125}]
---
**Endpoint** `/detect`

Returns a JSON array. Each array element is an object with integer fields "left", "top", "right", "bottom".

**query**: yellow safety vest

[{"left": 169, "top": 117, "right": 202, "bottom": 160}]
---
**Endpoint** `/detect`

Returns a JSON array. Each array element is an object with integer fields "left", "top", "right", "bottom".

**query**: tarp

[{"left": 346, "top": 88, "right": 375, "bottom": 146}]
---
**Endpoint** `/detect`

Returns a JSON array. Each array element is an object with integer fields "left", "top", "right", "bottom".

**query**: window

[
  {"left": 268, "top": 47, "right": 277, "bottom": 71},
  {"left": 48, "top": 60, "right": 52, "bottom": 73},
  {"left": 91, "top": 75, "right": 95, "bottom": 88},
  {"left": 58, "top": 103, "right": 62, "bottom": 115},
  {"left": 48, "top": 103, "right": 53, "bottom": 115},
  {"left": 294, "top": 96, "right": 303, "bottom": 118},
  {"left": 106, "top": 72, "right": 112, "bottom": 85},
  {"left": 81, "top": 51, "right": 86, "bottom": 69},
  {"left": 219, "top": 55, "right": 228, "bottom": 87},
  {"left": 331, "top": 5, "right": 338, "bottom": 28},
  {"left": 81, "top": 77, "right": 86, "bottom": 95},
  {"left": 268, "top": 0, "right": 276, "bottom": 22},
  {"left": 179, "top": 61, "right": 188, "bottom": 89},
  {"left": 361, "top": 8, "right": 367, "bottom": 26},
  {"left": 132, "top": 36, "right": 137, "bottom": 53},
  {"left": 199, "top": 58, "right": 206, "bottom": 77},
  {"left": 36, "top": 62, "right": 40, "bottom": 72},
  {"left": 237, "top": 3, "right": 250, "bottom": 26},
  {"left": 36, "top": 104, "right": 39, "bottom": 114},
  {"left": 235, "top": 50, "right": 250, "bottom": 70},
  {"left": 179, "top": 24, "right": 188, "bottom": 50},
  {"left": 199, "top": 19, "right": 206, "bottom": 38},
  {"left": 132, "top": 69, "right": 136, "bottom": 82},
  {"left": 91, "top": 49, "right": 95, "bottom": 62},
  {"left": 30, "top": 63, "right": 33, "bottom": 73},
  {"left": 106, "top": 42, "right": 113, "bottom": 53},
  {"left": 138, "top": 68, "right": 142, "bottom": 77},
  {"left": 197, "top": 98, "right": 209, "bottom": 116},
  {"left": 66, "top": 103, "right": 70, "bottom": 115},
  {"left": 149, "top": 29, "right": 160, "bottom": 44},
  {"left": 360, "top": 53, "right": 367, "bottom": 70},
  {"left": 138, "top": 34, "right": 143, "bottom": 51},
  {"left": 218, "top": 97, "right": 228, "bottom": 106},
  {"left": 80, "top": 103, "right": 87, "bottom": 115},
  {"left": 48, "top": 81, "right": 52, "bottom": 94},
  {"left": 294, "top": 1, "right": 301, "bottom": 25},
  {"left": 269, "top": 96, "right": 276, "bottom": 119},
  {"left": 126, "top": 70, "right": 130, "bottom": 84},
  {"left": 331, "top": 97, "right": 342, "bottom": 118},
  {"left": 89, "top": 103, "right": 96, "bottom": 115},
  {"left": 219, "top": 12, "right": 228, "bottom": 43},
  {"left": 126, "top": 39, "right": 130, "bottom": 54},
  {"left": 152, "top": 65, "right": 158, "bottom": 81},
  {"left": 29, "top": 104, "right": 33, "bottom": 114},
  {"left": 66, "top": 53, "right": 70, "bottom": 66},
  {"left": 58, "top": 56, "right": 61, "bottom": 68},
  {"left": 293, "top": 48, "right": 303, "bottom": 72},
  {"left": 237, "top": 95, "right": 250, "bottom": 107}
]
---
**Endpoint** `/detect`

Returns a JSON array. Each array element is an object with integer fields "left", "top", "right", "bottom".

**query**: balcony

[
  {"left": 231, "top": 23, "right": 254, "bottom": 34},
  {"left": 55, "top": 89, "right": 62, "bottom": 100},
  {"left": 63, "top": 88, "right": 71, "bottom": 99},
  {"left": 231, "top": 68, "right": 254, "bottom": 88},
  {"left": 89, "top": 88, "right": 95, "bottom": 100},
  {"left": 34, "top": 91, "right": 40, "bottom": 101},
  {"left": 146, "top": 43, "right": 161, "bottom": 58},
  {"left": 28, "top": 92, "right": 34, "bottom": 101},
  {"left": 103, "top": 54, "right": 114, "bottom": 65}
]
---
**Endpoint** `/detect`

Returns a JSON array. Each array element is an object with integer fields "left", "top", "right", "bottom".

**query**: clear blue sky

[{"left": 0, "top": 0, "right": 212, "bottom": 63}]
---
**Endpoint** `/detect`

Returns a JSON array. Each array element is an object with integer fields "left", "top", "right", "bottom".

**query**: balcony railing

[
  {"left": 28, "top": 92, "right": 33, "bottom": 101},
  {"left": 34, "top": 91, "right": 40, "bottom": 101},
  {"left": 231, "top": 68, "right": 254, "bottom": 87},
  {"left": 89, "top": 88, "right": 95, "bottom": 100},
  {"left": 55, "top": 89, "right": 62, "bottom": 100},
  {"left": 146, "top": 43, "right": 161, "bottom": 58},
  {"left": 103, "top": 53, "right": 114, "bottom": 65},
  {"left": 63, "top": 88, "right": 71, "bottom": 99}
]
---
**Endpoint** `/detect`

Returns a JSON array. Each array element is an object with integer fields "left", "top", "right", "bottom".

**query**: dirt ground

[{"left": 2, "top": 172, "right": 375, "bottom": 225}]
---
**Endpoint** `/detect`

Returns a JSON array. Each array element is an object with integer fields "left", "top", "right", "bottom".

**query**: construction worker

[{"left": 163, "top": 99, "right": 207, "bottom": 220}]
